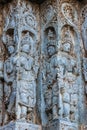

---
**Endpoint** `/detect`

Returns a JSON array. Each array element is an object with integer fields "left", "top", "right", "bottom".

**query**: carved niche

[
  {"left": 57, "top": 23, "right": 80, "bottom": 123},
  {"left": 43, "top": 26, "right": 58, "bottom": 122}
]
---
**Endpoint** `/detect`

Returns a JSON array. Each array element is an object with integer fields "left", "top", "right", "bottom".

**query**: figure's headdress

[{"left": 47, "top": 29, "right": 56, "bottom": 47}]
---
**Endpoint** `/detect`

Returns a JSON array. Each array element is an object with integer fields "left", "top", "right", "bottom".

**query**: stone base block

[
  {"left": 43, "top": 120, "right": 59, "bottom": 130},
  {"left": 0, "top": 122, "right": 42, "bottom": 130},
  {"left": 43, "top": 119, "right": 78, "bottom": 130},
  {"left": 59, "top": 119, "right": 78, "bottom": 130}
]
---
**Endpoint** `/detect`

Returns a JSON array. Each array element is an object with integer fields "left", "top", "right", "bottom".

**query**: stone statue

[
  {"left": 82, "top": 58, "right": 87, "bottom": 94},
  {"left": 44, "top": 29, "right": 58, "bottom": 120},
  {"left": 4, "top": 44, "right": 17, "bottom": 123},
  {"left": 82, "top": 16, "right": 87, "bottom": 55},
  {"left": 17, "top": 31, "right": 37, "bottom": 122},
  {"left": 61, "top": 26, "right": 74, "bottom": 55},
  {"left": 2, "top": 3, "right": 39, "bottom": 124}
]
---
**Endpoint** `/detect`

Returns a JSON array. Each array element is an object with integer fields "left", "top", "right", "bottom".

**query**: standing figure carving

[
  {"left": 17, "top": 31, "right": 37, "bottom": 123},
  {"left": 44, "top": 28, "right": 58, "bottom": 121},
  {"left": 82, "top": 13, "right": 87, "bottom": 55},
  {"left": 61, "top": 25, "right": 74, "bottom": 56},
  {"left": 2, "top": 3, "right": 39, "bottom": 124},
  {"left": 4, "top": 42, "right": 17, "bottom": 123}
]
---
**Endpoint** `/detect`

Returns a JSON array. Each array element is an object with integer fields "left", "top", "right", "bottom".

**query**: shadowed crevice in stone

[
  {"left": 29, "top": 0, "right": 46, "bottom": 4},
  {"left": 0, "top": 0, "right": 12, "bottom": 4},
  {"left": 0, "top": 0, "right": 84, "bottom": 5},
  {"left": 0, "top": 0, "right": 46, "bottom": 4}
]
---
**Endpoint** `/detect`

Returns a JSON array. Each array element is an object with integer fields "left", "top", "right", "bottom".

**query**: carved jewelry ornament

[{"left": 61, "top": 3, "right": 77, "bottom": 26}]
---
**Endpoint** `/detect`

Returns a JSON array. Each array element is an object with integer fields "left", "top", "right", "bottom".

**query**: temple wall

[{"left": 0, "top": 0, "right": 87, "bottom": 130}]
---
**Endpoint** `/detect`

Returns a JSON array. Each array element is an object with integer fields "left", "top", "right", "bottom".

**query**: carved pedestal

[
  {"left": 0, "top": 122, "right": 42, "bottom": 130},
  {"left": 43, "top": 119, "right": 78, "bottom": 130}
]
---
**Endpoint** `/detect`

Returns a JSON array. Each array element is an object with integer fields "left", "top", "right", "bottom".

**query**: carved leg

[
  {"left": 21, "top": 106, "right": 27, "bottom": 121},
  {"left": 52, "top": 105, "right": 58, "bottom": 120},
  {"left": 63, "top": 103, "right": 70, "bottom": 120}
]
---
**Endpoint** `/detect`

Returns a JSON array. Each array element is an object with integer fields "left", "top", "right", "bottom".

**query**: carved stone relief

[
  {"left": 1, "top": 0, "right": 40, "bottom": 125},
  {"left": 44, "top": 27, "right": 58, "bottom": 122},
  {"left": 81, "top": 5, "right": 87, "bottom": 117},
  {"left": 60, "top": 25, "right": 75, "bottom": 56},
  {"left": 40, "top": 0, "right": 57, "bottom": 27},
  {"left": 61, "top": 3, "right": 78, "bottom": 27},
  {"left": 82, "top": 5, "right": 87, "bottom": 56},
  {"left": 0, "top": 0, "right": 86, "bottom": 130}
]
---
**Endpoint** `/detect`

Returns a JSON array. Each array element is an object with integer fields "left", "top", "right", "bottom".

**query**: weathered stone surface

[
  {"left": 0, "top": 0, "right": 87, "bottom": 130},
  {"left": 0, "top": 122, "right": 41, "bottom": 130},
  {"left": 43, "top": 119, "right": 78, "bottom": 130}
]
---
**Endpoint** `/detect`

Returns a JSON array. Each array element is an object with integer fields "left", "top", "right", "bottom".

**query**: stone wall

[{"left": 0, "top": 0, "right": 87, "bottom": 130}]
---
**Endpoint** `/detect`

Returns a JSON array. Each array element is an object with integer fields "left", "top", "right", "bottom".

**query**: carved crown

[{"left": 46, "top": 29, "right": 56, "bottom": 47}]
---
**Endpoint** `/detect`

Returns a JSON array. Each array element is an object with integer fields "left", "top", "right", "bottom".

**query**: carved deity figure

[
  {"left": 2, "top": 3, "right": 39, "bottom": 124},
  {"left": 17, "top": 31, "right": 37, "bottom": 122},
  {"left": 4, "top": 44, "right": 17, "bottom": 123},
  {"left": 45, "top": 29, "right": 58, "bottom": 120},
  {"left": 61, "top": 26, "right": 73, "bottom": 55},
  {"left": 82, "top": 58, "right": 87, "bottom": 95},
  {"left": 82, "top": 16, "right": 87, "bottom": 55}
]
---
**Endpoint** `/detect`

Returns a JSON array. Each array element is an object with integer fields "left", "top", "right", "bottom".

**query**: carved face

[
  {"left": 63, "top": 42, "right": 71, "bottom": 53},
  {"left": 7, "top": 45, "right": 15, "bottom": 55},
  {"left": 21, "top": 30, "right": 34, "bottom": 55},
  {"left": 47, "top": 45, "right": 56, "bottom": 57},
  {"left": 21, "top": 44, "right": 30, "bottom": 53},
  {"left": 2, "top": 27, "right": 15, "bottom": 56}
]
